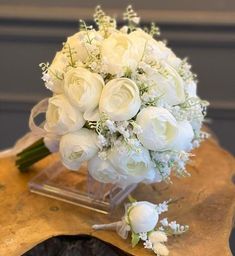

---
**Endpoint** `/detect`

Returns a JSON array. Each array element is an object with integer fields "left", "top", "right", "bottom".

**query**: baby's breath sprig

[
  {"left": 123, "top": 5, "right": 140, "bottom": 32},
  {"left": 159, "top": 218, "right": 189, "bottom": 236},
  {"left": 62, "top": 43, "right": 77, "bottom": 68},
  {"left": 144, "top": 22, "right": 160, "bottom": 37},
  {"left": 150, "top": 22, "right": 160, "bottom": 37},
  {"left": 39, "top": 62, "right": 50, "bottom": 73},
  {"left": 79, "top": 19, "right": 93, "bottom": 32},
  {"left": 178, "top": 58, "right": 197, "bottom": 82},
  {"left": 79, "top": 19, "right": 94, "bottom": 45},
  {"left": 146, "top": 60, "right": 169, "bottom": 78},
  {"left": 39, "top": 62, "right": 63, "bottom": 82},
  {"left": 145, "top": 94, "right": 165, "bottom": 107},
  {"left": 93, "top": 6, "right": 116, "bottom": 37},
  {"left": 96, "top": 112, "right": 109, "bottom": 134},
  {"left": 138, "top": 82, "right": 149, "bottom": 95},
  {"left": 181, "top": 97, "right": 209, "bottom": 113},
  {"left": 173, "top": 167, "right": 191, "bottom": 178}
]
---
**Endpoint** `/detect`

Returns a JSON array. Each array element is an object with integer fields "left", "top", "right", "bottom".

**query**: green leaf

[{"left": 131, "top": 232, "right": 140, "bottom": 247}]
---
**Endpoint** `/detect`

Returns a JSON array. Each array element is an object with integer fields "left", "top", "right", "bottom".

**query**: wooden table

[{"left": 0, "top": 138, "right": 234, "bottom": 256}]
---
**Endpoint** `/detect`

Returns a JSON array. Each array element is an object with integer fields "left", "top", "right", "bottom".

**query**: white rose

[
  {"left": 64, "top": 67, "right": 104, "bottom": 121},
  {"left": 150, "top": 62, "right": 185, "bottom": 106},
  {"left": 149, "top": 231, "right": 168, "bottom": 244},
  {"left": 64, "top": 30, "right": 103, "bottom": 63},
  {"left": 136, "top": 107, "right": 179, "bottom": 151},
  {"left": 108, "top": 140, "right": 155, "bottom": 184},
  {"left": 129, "top": 29, "right": 181, "bottom": 69},
  {"left": 44, "top": 94, "right": 85, "bottom": 135},
  {"left": 99, "top": 78, "right": 141, "bottom": 121},
  {"left": 101, "top": 33, "right": 138, "bottom": 75},
  {"left": 172, "top": 121, "right": 194, "bottom": 151},
  {"left": 88, "top": 155, "right": 120, "bottom": 183},
  {"left": 59, "top": 128, "right": 98, "bottom": 170},
  {"left": 47, "top": 51, "right": 68, "bottom": 94},
  {"left": 128, "top": 201, "right": 159, "bottom": 233}
]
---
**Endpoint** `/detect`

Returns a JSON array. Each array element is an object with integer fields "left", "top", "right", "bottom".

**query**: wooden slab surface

[{"left": 0, "top": 138, "right": 234, "bottom": 256}]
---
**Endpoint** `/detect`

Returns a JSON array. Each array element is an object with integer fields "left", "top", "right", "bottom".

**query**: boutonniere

[{"left": 93, "top": 198, "right": 188, "bottom": 256}]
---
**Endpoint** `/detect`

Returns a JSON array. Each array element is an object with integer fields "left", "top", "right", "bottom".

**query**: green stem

[
  {"left": 16, "top": 138, "right": 52, "bottom": 172},
  {"left": 16, "top": 149, "right": 50, "bottom": 166},
  {"left": 17, "top": 143, "right": 48, "bottom": 160},
  {"left": 17, "top": 138, "right": 45, "bottom": 155},
  {"left": 17, "top": 151, "right": 51, "bottom": 172}
]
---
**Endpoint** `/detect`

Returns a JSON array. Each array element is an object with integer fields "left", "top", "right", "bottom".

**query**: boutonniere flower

[{"left": 93, "top": 199, "right": 188, "bottom": 256}]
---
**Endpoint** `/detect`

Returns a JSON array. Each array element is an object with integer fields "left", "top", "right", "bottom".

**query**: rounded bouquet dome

[{"left": 39, "top": 6, "right": 208, "bottom": 188}]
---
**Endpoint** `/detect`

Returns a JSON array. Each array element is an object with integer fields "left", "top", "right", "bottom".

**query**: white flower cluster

[
  {"left": 41, "top": 6, "right": 208, "bottom": 187},
  {"left": 93, "top": 200, "right": 188, "bottom": 256}
]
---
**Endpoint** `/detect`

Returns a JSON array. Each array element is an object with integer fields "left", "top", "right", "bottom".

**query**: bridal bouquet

[{"left": 16, "top": 6, "right": 208, "bottom": 188}]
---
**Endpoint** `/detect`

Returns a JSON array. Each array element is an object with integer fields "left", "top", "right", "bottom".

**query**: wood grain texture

[{"left": 0, "top": 138, "right": 234, "bottom": 255}]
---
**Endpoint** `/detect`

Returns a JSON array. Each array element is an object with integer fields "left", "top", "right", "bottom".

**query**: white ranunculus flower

[
  {"left": 44, "top": 94, "right": 85, "bottom": 135},
  {"left": 108, "top": 140, "right": 155, "bottom": 184},
  {"left": 59, "top": 128, "right": 98, "bottom": 170},
  {"left": 136, "top": 107, "right": 179, "bottom": 151},
  {"left": 101, "top": 33, "right": 138, "bottom": 75},
  {"left": 47, "top": 51, "right": 68, "bottom": 94},
  {"left": 64, "top": 30, "right": 103, "bottom": 63},
  {"left": 149, "top": 231, "right": 168, "bottom": 244},
  {"left": 99, "top": 78, "right": 141, "bottom": 121},
  {"left": 172, "top": 121, "right": 194, "bottom": 151},
  {"left": 128, "top": 201, "right": 159, "bottom": 233},
  {"left": 156, "top": 41, "right": 182, "bottom": 69},
  {"left": 88, "top": 155, "right": 120, "bottom": 183},
  {"left": 43, "top": 134, "right": 60, "bottom": 153},
  {"left": 185, "top": 80, "right": 197, "bottom": 97},
  {"left": 64, "top": 67, "right": 104, "bottom": 121},
  {"left": 149, "top": 62, "right": 185, "bottom": 106},
  {"left": 129, "top": 29, "right": 181, "bottom": 69},
  {"left": 128, "top": 29, "right": 153, "bottom": 62}
]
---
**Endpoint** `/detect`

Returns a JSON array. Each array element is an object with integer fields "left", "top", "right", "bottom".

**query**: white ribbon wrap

[
  {"left": 0, "top": 98, "right": 58, "bottom": 157},
  {"left": 92, "top": 218, "right": 130, "bottom": 239},
  {"left": 92, "top": 203, "right": 131, "bottom": 239}
]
